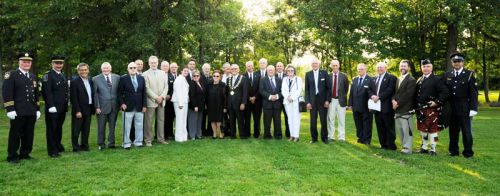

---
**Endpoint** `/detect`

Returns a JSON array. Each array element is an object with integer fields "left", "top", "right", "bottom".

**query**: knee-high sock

[
  {"left": 429, "top": 133, "right": 438, "bottom": 152},
  {"left": 420, "top": 131, "right": 428, "bottom": 150}
]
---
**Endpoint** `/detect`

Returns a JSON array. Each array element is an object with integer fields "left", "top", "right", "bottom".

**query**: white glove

[
  {"left": 36, "top": 111, "right": 41, "bottom": 120},
  {"left": 6, "top": 111, "right": 17, "bottom": 120},
  {"left": 48, "top": 107, "right": 57, "bottom": 113},
  {"left": 469, "top": 110, "right": 478, "bottom": 117}
]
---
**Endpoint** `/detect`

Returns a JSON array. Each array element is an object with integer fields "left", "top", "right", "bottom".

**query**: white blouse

[{"left": 171, "top": 75, "right": 190, "bottom": 106}]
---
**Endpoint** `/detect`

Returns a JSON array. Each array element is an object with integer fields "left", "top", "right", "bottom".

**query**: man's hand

[
  {"left": 240, "top": 104, "right": 245, "bottom": 111},
  {"left": 429, "top": 101, "right": 437, "bottom": 107},
  {"left": 48, "top": 107, "right": 57, "bottom": 113},
  {"left": 469, "top": 110, "right": 478, "bottom": 117},
  {"left": 76, "top": 112, "right": 83, "bottom": 118},
  {"left": 142, "top": 107, "right": 147, "bottom": 113},
  {"left": 121, "top": 104, "right": 127, "bottom": 111},
  {"left": 194, "top": 107, "right": 199, "bottom": 112},
  {"left": 306, "top": 103, "right": 312, "bottom": 110},
  {"left": 96, "top": 108, "right": 102, "bottom": 115},
  {"left": 287, "top": 96, "right": 293, "bottom": 103},
  {"left": 36, "top": 111, "right": 41, "bottom": 120},
  {"left": 324, "top": 101, "right": 330, "bottom": 108},
  {"left": 371, "top": 95, "right": 379, "bottom": 102},
  {"left": 249, "top": 96, "right": 256, "bottom": 104},
  {"left": 156, "top": 97, "right": 164, "bottom": 104},
  {"left": 165, "top": 95, "right": 171, "bottom": 101},
  {"left": 392, "top": 100, "right": 399, "bottom": 110},
  {"left": 6, "top": 111, "right": 17, "bottom": 120},
  {"left": 223, "top": 109, "right": 227, "bottom": 113}
]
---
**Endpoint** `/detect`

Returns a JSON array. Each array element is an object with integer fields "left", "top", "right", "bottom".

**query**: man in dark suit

[
  {"left": 370, "top": 62, "right": 398, "bottom": 150},
  {"left": 2, "top": 52, "right": 41, "bottom": 164},
  {"left": 444, "top": 53, "right": 478, "bottom": 158},
  {"left": 348, "top": 63, "right": 376, "bottom": 145},
  {"left": 244, "top": 61, "right": 262, "bottom": 138},
  {"left": 327, "top": 60, "right": 349, "bottom": 142},
  {"left": 227, "top": 64, "right": 249, "bottom": 139},
  {"left": 164, "top": 63, "right": 178, "bottom": 139},
  {"left": 70, "top": 63, "right": 94, "bottom": 152},
  {"left": 118, "top": 62, "right": 147, "bottom": 149},
  {"left": 259, "top": 65, "right": 283, "bottom": 139},
  {"left": 392, "top": 60, "right": 416, "bottom": 154},
  {"left": 200, "top": 63, "right": 213, "bottom": 137},
  {"left": 304, "top": 59, "right": 331, "bottom": 144},
  {"left": 41, "top": 55, "right": 69, "bottom": 157}
]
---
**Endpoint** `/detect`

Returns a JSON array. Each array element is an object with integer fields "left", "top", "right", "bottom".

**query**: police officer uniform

[
  {"left": 2, "top": 52, "right": 40, "bottom": 163},
  {"left": 415, "top": 59, "right": 448, "bottom": 155},
  {"left": 444, "top": 53, "right": 478, "bottom": 158},
  {"left": 41, "top": 55, "right": 69, "bottom": 157}
]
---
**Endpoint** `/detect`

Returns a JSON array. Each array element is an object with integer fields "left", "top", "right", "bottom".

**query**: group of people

[{"left": 3, "top": 52, "right": 478, "bottom": 164}]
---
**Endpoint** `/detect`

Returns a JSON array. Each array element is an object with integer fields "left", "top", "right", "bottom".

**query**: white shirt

[
  {"left": 222, "top": 74, "right": 230, "bottom": 84},
  {"left": 232, "top": 74, "right": 239, "bottom": 86},
  {"left": 103, "top": 74, "right": 112, "bottom": 84},
  {"left": 313, "top": 70, "right": 319, "bottom": 94},
  {"left": 260, "top": 69, "right": 266, "bottom": 77},
  {"left": 19, "top": 68, "right": 30, "bottom": 78},
  {"left": 399, "top": 73, "right": 408, "bottom": 87},
  {"left": 81, "top": 77, "right": 92, "bottom": 104},
  {"left": 376, "top": 72, "right": 386, "bottom": 95},
  {"left": 454, "top": 67, "right": 463, "bottom": 76}
]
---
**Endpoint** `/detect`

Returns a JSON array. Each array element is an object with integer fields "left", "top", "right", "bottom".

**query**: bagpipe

[{"left": 396, "top": 97, "right": 451, "bottom": 129}]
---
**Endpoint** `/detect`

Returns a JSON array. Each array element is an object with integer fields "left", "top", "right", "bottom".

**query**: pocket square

[
  {"left": 363, "top": 85, "right": 368, "bottom": 88},
  {"left": 321, "top": 78, "right": 325, "bottom": 81}
]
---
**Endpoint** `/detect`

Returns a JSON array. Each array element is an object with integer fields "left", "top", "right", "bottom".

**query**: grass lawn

[{"left": 0, "top": 107, "right": 499, "bottom": 195}]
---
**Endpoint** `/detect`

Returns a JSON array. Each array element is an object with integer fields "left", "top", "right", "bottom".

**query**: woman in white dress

[
  {"left": 281, "top": 65, "right": 303, "bottom": 142},
  {"left": 171, "top": 68, "right": 190, "bottom": 142}
]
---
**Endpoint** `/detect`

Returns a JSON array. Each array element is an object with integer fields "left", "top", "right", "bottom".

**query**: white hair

[
  {"left": 202, "top": 63, "right": 211, "bottom": 69},
  {"left": 101, "top": 62, "right": 112, "bottom": 69},
  {"left": 259, "top": 58, "right": 268, "bottom": 64},
  {"left": 127, "top": 62, "right": 136, "bottom": 68},
  {"left": 148, "top": 56, "right": 158, "bottom": 62},
  {"left": 376, "top": 62, "right": 387, "bottom": 68}
]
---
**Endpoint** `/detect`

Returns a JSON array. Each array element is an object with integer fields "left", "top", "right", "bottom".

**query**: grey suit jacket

[
  {"left": 93, "top": 73, "right": 120, "bottom": 114},
  {"left": 329, "top": 72, "right": 349, "bottom": 107}
]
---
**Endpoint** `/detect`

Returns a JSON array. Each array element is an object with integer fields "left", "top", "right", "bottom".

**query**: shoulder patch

[
  {"left": 4, "top": 72, "right": 10, "bottom": 79},
  {"left": 43, "top": 74, "right": 49, "bottom": 82}
]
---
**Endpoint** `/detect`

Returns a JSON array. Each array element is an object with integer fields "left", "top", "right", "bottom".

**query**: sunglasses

[
  {"left": 193, "top": 75, "right": 200, "bottom": 77},
  {"left": 129, "top": 67, "right": 137, "bottom": 69},
  {"left": 213, "top": 75, "right": 220, "bottom": 77}
]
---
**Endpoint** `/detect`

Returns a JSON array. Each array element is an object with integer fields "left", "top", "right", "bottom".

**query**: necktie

[
  {"left": 249, "top": 73, "right": 253, "bottom": 86},
  {"left": 376, "top": 75, "right": 381, "bottom": 95},
  {"left": 288, "top": 79, "right": 293, "bottom": 93},
  {"left": 333, "top": 74, "right": 338, "bottom": 98},
  {"left": 270, "top": 77, "right": 276, "bottom": 92},
  {"left": 25, "top": 73, "right": 29, "bottom": 79},
  {"left": 455, "top": 71, "right": 459, "bottom": 77},
  {"left": 106, "top": 76, "right": 112, "bottom": 88},
  {"left": 132, "top": 76, "right": 138, "bottom": 92},
  {"left": 357, "top": 77, "right": 363, "bottom": 90}
]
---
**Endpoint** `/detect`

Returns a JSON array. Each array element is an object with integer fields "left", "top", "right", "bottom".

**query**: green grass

[{"left": 1, "top": 107, "right": 499, "bottom": 195}]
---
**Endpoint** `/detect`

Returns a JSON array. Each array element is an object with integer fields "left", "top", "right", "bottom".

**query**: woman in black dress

[{"left": 206, "top": 70, "right": 227, "bottom": 138}]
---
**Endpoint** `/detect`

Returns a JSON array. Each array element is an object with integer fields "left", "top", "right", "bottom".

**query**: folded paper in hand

[{"left": 368, "top": 99, "right": 381, "bottom": 111}]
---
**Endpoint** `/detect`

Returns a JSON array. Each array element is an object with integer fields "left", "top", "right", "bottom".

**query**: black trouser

[
  {"left": 282, "top": 104, "right": 290, "bottom": 138},
  {"left": 263, "top": 108, "right": 282, "bottom": 139},
  {"left": 310, "top": 98, "right": 328, "bottom": 142},
  {"left": 374, "top": 111, "right": 396, "bottom": 150},
  {"left": 222, "top": 112, "right": 231, "bottom": 136},
  {"left": 244, "top": 102, "right": 262, "bottom": 138},
  {"left": 229, "top": 107, "right": 245, "bottom": 138},
  {"left": 449, "top": 115, "right": 474, "bottom": 157},
  {"left": 165, "top": 100, "right": 175, "bottom": 138},
  {"left": 7, "top": 116, "right": 35, "bottom": 161},
  {"left": 71, "top": 112, "right": 92, "bottom": 150},
  {"left": 201, "top": 109, "right": 212, "bottom": 136},
  {"left": 353, "top": 111, "right": 373, "bottom": 144},
  {"left": 45, "top": 112, "right": 66, "bottom": 155}
]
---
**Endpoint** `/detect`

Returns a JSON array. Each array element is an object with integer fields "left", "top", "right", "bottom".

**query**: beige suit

[{"left": 142, "top": 69, "right": 169, "bottom": 144}]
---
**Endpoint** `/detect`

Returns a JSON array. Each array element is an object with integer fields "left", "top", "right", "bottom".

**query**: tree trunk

[
  {"left": 482, "top": 37, "right": 490, "bottom": 102},
  {"left": 445, "top": 6, "right": 459, "bottom": 71}
]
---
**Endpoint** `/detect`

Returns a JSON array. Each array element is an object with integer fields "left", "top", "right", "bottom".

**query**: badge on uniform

[
  {"left": 43, "top": 74, "right": 49, "bottom": 82},
  {"left": 4, "top": 72, "right": 10, "bottom": 79}
]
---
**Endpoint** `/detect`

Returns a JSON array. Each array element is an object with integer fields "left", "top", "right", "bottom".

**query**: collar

[
  {"left": 359, "top": 74, "right": 366, "bottom": 79},
  {"left": 400, "top": 73, "right": 408, "bottom": 79},
  {"left": 232, "top": 74, "right": 239, "bottom": 78},
  {"left": 103, "top": 73, "right": 111, "bottom": 78},
  {"left": 453, "top": 67, "right": 464, "bottom": 75},
  {"left": 378, "top": 72, "right": 386, "bottom": 78},
  {"left": 52, "top": 69, "right": 61, "bottom": 74},
  {"left": 80, "top": 76, "right": 89, "bottom": 81},
  {"left": 18, "top": 68, "right": 29, "bottom": 75},
  {"left": 423, "top": 73, "right": 432, "bottom": 78}
]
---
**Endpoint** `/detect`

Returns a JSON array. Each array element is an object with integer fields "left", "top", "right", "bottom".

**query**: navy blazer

[
  {"left": 304, "top": 69, "right": 331, "bottom": 105},
  {"left": 348, "top": 75, "right": 376, "bottom": 113},
  {"left": 117, "top": 74, "right": 147, "bottom": 112},
  {"left": 70, "top": 77, "right": 95, "bottom": 115},
  {"left": 259, "top": 76, "right": 282, "bottom": 110}
]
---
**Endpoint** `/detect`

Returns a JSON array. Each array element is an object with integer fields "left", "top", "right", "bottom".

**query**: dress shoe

[
  {"left": 338, "top": 139, "right": 346, "bottom": 143},
  {"left": 19, "top": 155, "right": 33, "bottom": 160},
  {"left": 159, "top": 141, "right": 169, "bottom": 145},
  {"left": 288, "top": 137, "right": 294, "bottom": 141},
  {"left": 145, "top": 143, "right": 153, "bottom": 147},
  {"left": 418, "top": 149, "right": 429, "bottom": 154},
  {"left": 98, "top": 146, "right": 105, "bottom": 151},
  {"left": 429, "top": 151, "right": 437, "bottom": 156},
  {"left": 7, "top": 158, "right": 20, "bottom": 164},
  {"left": 464, "top": 155, "right": 473, "bottom": 159},
  {"left": 323, "top": 140, "right": 330, "bottom": 144},
  {"left": 293, "top": 138, "right": 300, "bottom": 142},
  {"left": 108, "top": 145, "right": 116, "bottom": 149},
  {"left": 449, "top": 152, "right": 459, "bottom": 157},
  {"left": 124, "top": 147, "right": 131, "bottom": 150},
  {"left": 274, "top": 137, "right": 282, "bottom": 140},
  {"left": 309, "top": 140, "right": 317, "bottom": 144},
  {"left": 49, "top": 153, "right": 61, "bottom": 158},
  {"left": 58, "top": 146, "right": 65, "bottom": 152}
]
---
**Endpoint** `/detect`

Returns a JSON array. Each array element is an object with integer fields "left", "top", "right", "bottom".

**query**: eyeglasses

[
  {"left": 286, "top": 70, "right": 294, "bottom": 72},
  {"left": 213, "top": 75, "right": 220, "bottom": 77},
  {"left": 129, "top": 67, "right": 137, "bottom": 69},
  {"left": 193, "top": 75, "right": 200, "bottom": 77}
]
